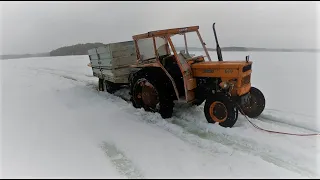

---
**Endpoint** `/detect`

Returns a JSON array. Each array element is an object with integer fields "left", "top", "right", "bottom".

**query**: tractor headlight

[
  {"left": 219, "top": 81, "right": 235, "bottom": 90},
  {"left": 219, "top": 82, "right": 230, "bottom": 89}
]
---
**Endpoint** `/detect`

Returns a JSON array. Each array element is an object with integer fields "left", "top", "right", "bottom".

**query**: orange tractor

[{"left": 127, "top": 23, "right": 265, "bottom": 128}]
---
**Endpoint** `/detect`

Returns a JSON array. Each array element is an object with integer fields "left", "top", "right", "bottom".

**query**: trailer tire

[
  {"left": 104, "top": 80, "right": 120, "bottom": 94},
  {"left": 98, "top": 78, "right": 104, "bottom": 91}
]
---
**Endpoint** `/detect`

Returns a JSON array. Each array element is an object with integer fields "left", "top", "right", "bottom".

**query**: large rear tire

[
  {"left": 204, "top": 93, "right": 238, "bottom": 128},
  {"left": 192, "top": 98, "right": 206, "bottom": 106},
  {"left": 241, "top": 87, "right": 265, "bottom": 118},
  {"left": 130, "top": 70, "right": 174, "bottom": 119}
]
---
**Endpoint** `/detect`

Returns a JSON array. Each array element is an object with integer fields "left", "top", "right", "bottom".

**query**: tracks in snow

[
  {"left": 100, "top": 142, "right": 144, "bottom": 179},
  {"left": 169, "top": 116, "right": 316, "bottom": 177},
  {"left": 38, "top": 68, "right": 318, "bottom": 178},
  {"left": 110, "top": 88, "right": 317, "bottom": 178}
]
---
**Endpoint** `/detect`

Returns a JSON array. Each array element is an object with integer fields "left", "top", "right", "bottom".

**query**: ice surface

[{"left": 0, "top": 51, "right": 319, "bottom": 178}]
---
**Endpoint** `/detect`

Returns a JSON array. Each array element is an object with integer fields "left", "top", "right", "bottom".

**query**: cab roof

[{"left": 132, "top": 26, "right": 199, "bottom": 40}]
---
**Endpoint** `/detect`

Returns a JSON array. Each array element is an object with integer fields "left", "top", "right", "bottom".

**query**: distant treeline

[
  {"left": 1, "top": 43, "right": 319, "bottom": 60},
  {"left": 0, "top": 52, "right": 50, "bottom": 60},
  {"left": 49, "top": 43, "right": 106, "bottom": 56},
  {"left": 218, "top": 47, "right": 320, "bottom": 52},
  {"left": 49, "top": 43, "right": 320, "bottom": 57},
  {"left": 178, "top": 46, "right": 320, "bottom": 53}
]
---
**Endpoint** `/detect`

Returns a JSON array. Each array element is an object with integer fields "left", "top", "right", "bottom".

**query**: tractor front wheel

[
  {"left": 204, "top": 93, "right": 238, "bottom": 128},
  {"left": 240, "top": 87, "right": 265, "bottom": 118}
]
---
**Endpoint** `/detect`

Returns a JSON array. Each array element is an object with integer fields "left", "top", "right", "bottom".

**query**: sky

[{"left": 0, "top": 1, "right": 318, "bottom": 55}]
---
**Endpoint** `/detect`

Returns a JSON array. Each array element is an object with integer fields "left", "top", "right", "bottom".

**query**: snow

[
  {"left": 0, "top": 56, "right": 3, "bottom": 178},
  {"left": 317, "top": 2, "right": 320, "bottom": 151},
  {"left": 0, "top": 51, "right": 319, "bottom": 178}
]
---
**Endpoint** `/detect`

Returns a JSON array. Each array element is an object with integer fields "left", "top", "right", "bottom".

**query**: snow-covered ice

[{"left": 0, "top": 51, "right": 319, "bottom": 178}]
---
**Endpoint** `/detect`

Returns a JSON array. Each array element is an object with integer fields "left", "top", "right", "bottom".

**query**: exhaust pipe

[{"left": 212, "top": 23, "right": 223, "bottom": 61}]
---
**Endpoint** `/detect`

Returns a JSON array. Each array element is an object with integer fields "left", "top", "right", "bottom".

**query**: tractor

[{"left": 127, "top": 23, "right": 266, "bottom": 128}]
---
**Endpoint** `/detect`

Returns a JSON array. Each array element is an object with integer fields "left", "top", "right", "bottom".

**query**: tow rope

[{"left": 235, "top": 103, "right": 320, "bottom": 137}]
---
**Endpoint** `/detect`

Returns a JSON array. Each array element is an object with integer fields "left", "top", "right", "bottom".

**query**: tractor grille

[
  {"left": 241, "top": 75, "right": 251, "bottom": 86},
  {"left": 242, "top": 64, "right": 252, "bottom": 72}
]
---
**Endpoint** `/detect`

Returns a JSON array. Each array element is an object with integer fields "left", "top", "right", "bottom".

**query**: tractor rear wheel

[
  {"left": 240, "top": 87, "right": 265, "bottom": 118},
  {"left": 192, "top": 98, "right": 206, "bottom": 106},
  {"left": 204, "top": 93, "right": 238, "bottom": 128},
  {"left": 130, "top": 72, "right": 174, "bottom": 119}
]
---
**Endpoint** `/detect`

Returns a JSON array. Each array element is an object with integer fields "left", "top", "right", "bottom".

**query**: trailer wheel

[
  {"left": 98, "top": 78, "right": 104, "bottom": 91},
  {"left": 204, "top": 93, "right": 238, "bottom": 128},
  {"left": 130, "top": 71, "right": 174, "bottom": 119},
  {"left": 240, "top": 87, "right": 265, "bottom": 118},
  {"left": 104, "top": 80, "right": 120, "bottom": 94}
]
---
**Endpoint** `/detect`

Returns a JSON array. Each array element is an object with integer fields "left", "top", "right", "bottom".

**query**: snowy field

[{"left": 0, "top": 51, "right": 319, "bottom": 178}]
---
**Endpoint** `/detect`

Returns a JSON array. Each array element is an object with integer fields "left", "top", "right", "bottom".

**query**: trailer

[{"left": 88, "top": 41, "right": 137, "bottom": 93}]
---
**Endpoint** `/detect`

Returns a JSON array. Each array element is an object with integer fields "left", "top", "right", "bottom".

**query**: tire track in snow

[
  {"left": 28, "top": 68, "right": 95, "bottom": 84},
  {"left": 100, "top": 141, "right": 144, "bottom": 179},
  {"left": 168, "top": 116, "right": 316, "bottom": 178},
  {"left": 108, "top": 89, "right": 316, "bottom": 177},
  {"left": 264, "top": 108, "right": 315, "bottom": 118},
  {"left": 258, "top": 114, "right": 319, "bottom": 132},
  {"left": 98, "top": 89, "right": 314, "bottom": 177},
  {"left": 36, "top": 70, "right": 144, "bottom": 178},
  {"left": 38, "top": 69, "right": 316, "bottom": 177},
  {"left": 27, "top": 69, "right": 144, "bottom": 178},
  {"left": 29, "top": 67, "right": 94, "bottom": 78},
  {"left": 170, "top": 104, "right": 317, "bottom": 177},
  {"left": 86, "top": 82, "right": 316, "bottom": 177}
]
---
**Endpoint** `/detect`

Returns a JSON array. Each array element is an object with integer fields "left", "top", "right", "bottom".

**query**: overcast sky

[{"left": 0, "top": 1, "right": 318, "bottom": 55}]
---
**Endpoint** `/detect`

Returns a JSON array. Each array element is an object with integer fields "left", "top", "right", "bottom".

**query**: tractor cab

[
  {"left": 132, "top": 26, "right": 210, "bottom": 67},
  {"left": 131, "top": 26, "right": 212, "bottom": 102}
]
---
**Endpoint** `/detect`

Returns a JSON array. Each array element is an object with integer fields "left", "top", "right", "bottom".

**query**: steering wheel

[{"left": 186, "top": 55, "right": 204, "bottom": 62}]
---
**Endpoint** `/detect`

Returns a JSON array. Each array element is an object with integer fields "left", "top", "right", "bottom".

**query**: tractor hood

[
  {"left": 191, "top": 60, "right": 253, "bottom": 78},
  {"left": 191, "top": 60, "right": 252, "bottom": 69}
]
